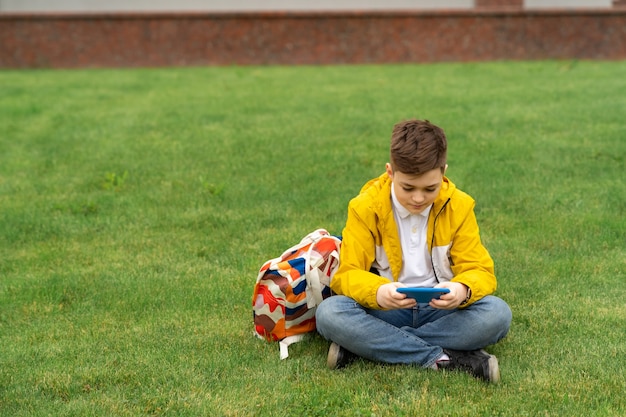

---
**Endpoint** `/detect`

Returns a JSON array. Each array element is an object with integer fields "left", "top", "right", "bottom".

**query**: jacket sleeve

[
  {"left": 330, "top": 200, "right": 391, "bottom": 309},
  {"left": 448, "top": 203, "right": 497, "bottom": 306}
]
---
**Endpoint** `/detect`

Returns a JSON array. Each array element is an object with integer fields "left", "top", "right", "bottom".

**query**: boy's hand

[
  {"left": 430, "top": 282, "right": 469, "bottom": 310},
  {"left": 376, "top": 282, "right": 417, "bottom": 310}
]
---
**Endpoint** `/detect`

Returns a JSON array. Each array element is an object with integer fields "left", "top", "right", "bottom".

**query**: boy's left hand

[{"left": 429, "top": 282, "right": 469, "bottom": 310}]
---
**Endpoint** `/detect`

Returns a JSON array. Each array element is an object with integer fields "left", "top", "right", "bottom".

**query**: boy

[{"left": 315, "top": 119, "right": 512, "bottom": 383}]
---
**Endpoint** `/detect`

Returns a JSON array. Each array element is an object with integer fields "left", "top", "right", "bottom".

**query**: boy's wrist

[{"left": 460, "top": 285, "right": 472, "bottom": 305}]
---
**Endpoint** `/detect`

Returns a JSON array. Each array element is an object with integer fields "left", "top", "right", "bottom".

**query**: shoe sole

[
  {"left": 482, "top": 350, "right": 500, "bottom": 383},
  {"left": 327, "top": 342, "right": 342, "bottom": 370}
]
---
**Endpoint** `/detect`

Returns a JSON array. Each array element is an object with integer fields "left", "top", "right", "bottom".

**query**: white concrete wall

[
  {"left": 0, "top": 0, "right": 613, "bottom": 12},
  {"left": 0, "top": 0, "right": 473, "bottom": 12}
]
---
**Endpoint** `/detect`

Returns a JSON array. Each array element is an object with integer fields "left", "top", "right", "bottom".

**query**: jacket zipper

[{"left": 430, "top": 197, "right": 451, "bottom": 283}]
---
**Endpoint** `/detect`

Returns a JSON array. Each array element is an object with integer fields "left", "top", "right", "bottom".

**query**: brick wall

[{"left": 1, "top": 9, "right": 624, "bottom": 68}]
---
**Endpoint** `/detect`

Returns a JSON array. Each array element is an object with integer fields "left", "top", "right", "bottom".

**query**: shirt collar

[{"left": 391, "top": 185, "right": 432, "bottom": 219}]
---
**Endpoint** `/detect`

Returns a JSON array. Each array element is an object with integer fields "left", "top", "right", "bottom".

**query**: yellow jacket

[{"left": 331, "top": 172, "right": 497, "bottom": 309}]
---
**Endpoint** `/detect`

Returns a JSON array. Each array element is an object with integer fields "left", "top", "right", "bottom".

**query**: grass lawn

[{"left": 1, "top": 60, "right": 625, "bottom": 416}]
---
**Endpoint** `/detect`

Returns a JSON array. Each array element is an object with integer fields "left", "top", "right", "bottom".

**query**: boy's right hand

[{"left": 376, "top": 283, "right": 417, "bottom": 309}]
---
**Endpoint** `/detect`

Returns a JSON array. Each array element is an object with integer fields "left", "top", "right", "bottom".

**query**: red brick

[{"left": 0, "top": 9, "right": 625, "bottom": 68}]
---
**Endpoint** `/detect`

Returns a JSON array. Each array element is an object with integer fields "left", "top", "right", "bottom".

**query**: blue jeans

[{"left": 315, "top": 295, "right": 512, "bottom": 368}]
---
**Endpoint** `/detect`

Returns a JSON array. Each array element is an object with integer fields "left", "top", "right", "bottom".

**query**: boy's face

[{"left": 386, "top": 164, "right": 446, "bottom": 215}]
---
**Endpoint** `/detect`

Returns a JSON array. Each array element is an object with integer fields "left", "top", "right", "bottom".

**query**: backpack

[{"left": 252, "top": 229, "right": 341, "bottom": 359}]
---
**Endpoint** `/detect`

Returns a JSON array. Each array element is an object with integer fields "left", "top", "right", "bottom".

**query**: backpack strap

[
  {"left": 303, "top": 232, "right": 341, "bottom": 308},
  {"left": 279, "top": 334, "right": 306, "bottom": 359}
]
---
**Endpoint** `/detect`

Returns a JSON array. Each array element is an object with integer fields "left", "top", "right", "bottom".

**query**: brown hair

[{"left": 389, "top": 119, "right": 447, "bottom": 175}]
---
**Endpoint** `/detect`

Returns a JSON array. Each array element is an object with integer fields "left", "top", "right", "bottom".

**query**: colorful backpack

[{"left": 252, "top": 229, "right": 341, "bottom": 359}]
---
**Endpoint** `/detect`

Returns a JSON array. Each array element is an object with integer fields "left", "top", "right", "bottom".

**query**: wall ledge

[{"left": 1, "top": 8, "right": 625, "bottom": 20}]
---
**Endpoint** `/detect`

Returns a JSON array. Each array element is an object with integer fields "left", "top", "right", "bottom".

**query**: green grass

[{"left": 1, "top": 61, "right": 625, "bottom": 416}]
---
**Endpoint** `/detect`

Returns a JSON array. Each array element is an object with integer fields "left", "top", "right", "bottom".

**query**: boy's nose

[{"left": 412, "top": 193, "right": 425, "bottom": 203}]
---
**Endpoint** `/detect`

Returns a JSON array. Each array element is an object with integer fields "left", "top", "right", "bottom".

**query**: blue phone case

[{"left": 396, "top": 287, "right": 450, "bottom": 303}]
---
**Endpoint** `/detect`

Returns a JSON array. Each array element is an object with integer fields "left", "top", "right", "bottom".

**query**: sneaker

[
  {"left": 439, "top": 349, "right": 500, "bottom": 383},
  {"left": 326, "top": 342, "right": 355, "bottom": 370}
]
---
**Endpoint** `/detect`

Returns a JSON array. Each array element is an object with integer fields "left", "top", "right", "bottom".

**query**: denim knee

[
  {"left": 480, "top": 296, "right": 513, "bottom": 340},
  {"left": 315, "top": 296, "right": 351, "bottom": 339}
]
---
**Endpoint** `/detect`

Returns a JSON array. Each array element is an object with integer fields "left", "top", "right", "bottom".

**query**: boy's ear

[{"left": 385, "top": 163, "right": 394, "bottom": 179}]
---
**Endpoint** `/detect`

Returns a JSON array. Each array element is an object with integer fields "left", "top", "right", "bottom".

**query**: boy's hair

[{"left": 390, "top": 119, "right": 447, "bottom": 175}]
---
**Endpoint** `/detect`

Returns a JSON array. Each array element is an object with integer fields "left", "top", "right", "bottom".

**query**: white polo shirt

[{"left": 391, "top": 186, "right": 437, "bottom": 287}]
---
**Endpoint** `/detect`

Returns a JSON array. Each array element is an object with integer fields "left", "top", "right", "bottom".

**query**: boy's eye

[{"left": 402, "top": 187, "right": 436, "bottom": 192}]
